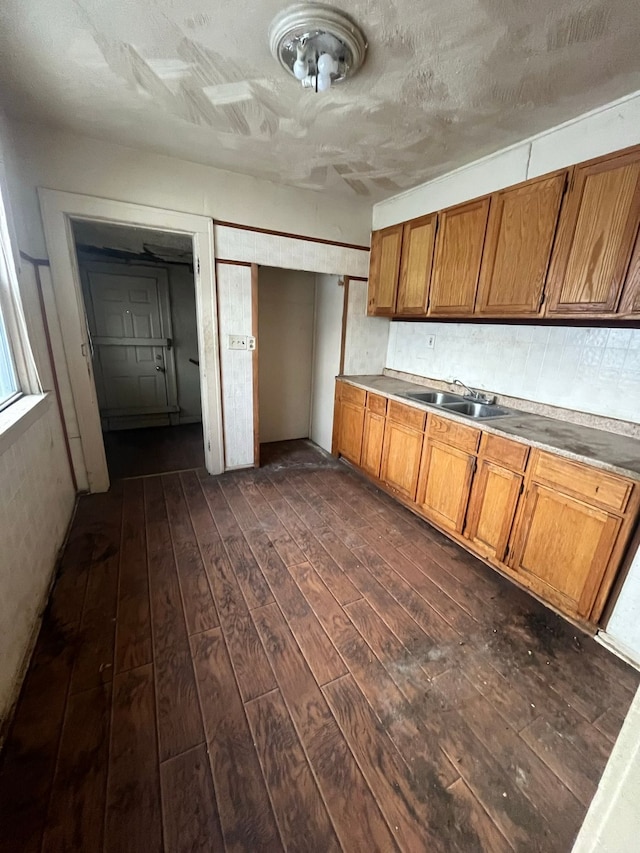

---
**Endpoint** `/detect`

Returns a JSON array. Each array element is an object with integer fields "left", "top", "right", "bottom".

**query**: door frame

[
  {"left": 80, "top": 262, "right": 180, "bottom": 427},
  {"left": 38, "top": 188, "right": 224, "bottom": 492}
]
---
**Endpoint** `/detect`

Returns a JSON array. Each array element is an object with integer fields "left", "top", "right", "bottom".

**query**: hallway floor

[
  {"left": 0, "top": 440, "right": 637, "bottom": 852},
  {"left": 103, "top": 422, "right": 205, "bottom": 479}
]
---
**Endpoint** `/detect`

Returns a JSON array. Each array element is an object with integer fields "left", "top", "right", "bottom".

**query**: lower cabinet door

[
  {"left": 510, "top": 483, "right": 622, "bottom": 619},
  {"left": 338, "top": 401, "right": 364, "bottom": 465},
  {"left": 380, "top": 421, "right": 424, "bottom": 501},
  {"left": 417, "top": 439, "right": 476, "bottom": 533},
  {"left": 465, "top": 459, "right": 523, "bottom": 561},
  {"left": 361, "top": 411, "right": 385, "bottom": 478}
]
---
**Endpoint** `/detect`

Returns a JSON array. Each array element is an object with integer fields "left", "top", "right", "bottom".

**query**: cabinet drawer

[
  {"left": 531, "top": 451, "right": 633, "bottom": 513},
  {"left": 340, "top": 383, "right": 366, "bottom": 407},
  {"left": 481, "top": 433, "right": 529, "bottom": 471},
  {"left": 387, "top": 400, "right": 426, "bottom": 431},
  {"left": 367, "top": 392, "right": 388, "bottom": 416},
  {"left": 428, "top": 415, "right": 480, "bottom": 453}
]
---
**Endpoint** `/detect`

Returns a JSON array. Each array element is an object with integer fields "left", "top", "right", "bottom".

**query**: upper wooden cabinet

[
  {"left": 367, "top": 224, "right": 403, "bottom": 316},
  {"left": 475, "top": 173, "right": 567, "bottom": 316},
  {"left": 429, "top": 198, "right": 490, "bottom": 316},
  {"left": 618, "top": 228, "right": 640, "bottom": 316},
  {"left": 546, "top": 149, "right": 640, "bottom": 315},
  {"left": 396, "top": 213, "right": 437, "bottom": 316},
  {"left": 366, "top": 143, "right": 640, "bottom": 322}
]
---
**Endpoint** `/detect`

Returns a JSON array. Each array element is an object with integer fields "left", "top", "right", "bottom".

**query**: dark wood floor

[
  {"left": 103, "top": 423, "right": 205, "bottom": 479},
  {"left": 1, "top": 439, "right": 637, "bottom": 853}
]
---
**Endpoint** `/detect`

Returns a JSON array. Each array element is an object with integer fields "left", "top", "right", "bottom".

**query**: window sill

[{"left": 0, "top": 393, "right": 51, "bottom": 456}]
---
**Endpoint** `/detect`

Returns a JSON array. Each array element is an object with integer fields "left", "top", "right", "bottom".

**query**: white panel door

[{"left": 82, "top": 263, "right": 179, "bottom": 419}]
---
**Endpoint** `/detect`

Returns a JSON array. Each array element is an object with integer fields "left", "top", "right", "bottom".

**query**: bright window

[
  {"left": 0, "top": 166, "right": 40, "bottom": 412},
  {"left": 0, "top": 303, "right": 19, "bottom": 410}
]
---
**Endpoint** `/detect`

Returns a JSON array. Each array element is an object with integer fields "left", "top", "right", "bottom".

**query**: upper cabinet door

[
  {"left": 429, "top": 198, "right": 490, "bottom": 316},
  {"left": 475, "top": 173, "right": 567, "bottom": 316},
  {"left": 396, "top": 213, "right": 437, "bottom": 316},
  {"left": 617, "top": 228, "right": 640, "bottom": 316},
  {"left": 367, "top": 224, "right": 403, "bottom": 316},
  {"left": 546, "top": 150, "right": 640, "bottom": 315}
]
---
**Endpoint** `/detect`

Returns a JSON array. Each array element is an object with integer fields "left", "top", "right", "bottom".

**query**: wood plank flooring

[
  {"left": 1, "top": 439, "right": 637, "bottom": 852},
  {"left": 103, "top": 423, "right": 205, "bottom": 479}
]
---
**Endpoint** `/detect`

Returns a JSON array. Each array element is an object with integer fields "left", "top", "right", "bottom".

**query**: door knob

[{"left": 155, "top": 365, "right": 166, "bottom": 373}]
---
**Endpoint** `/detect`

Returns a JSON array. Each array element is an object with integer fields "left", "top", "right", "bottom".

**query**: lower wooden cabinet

[
  {"left": 508, "top": 450, "right": 637, "bottom": 621},
  {"left": 465, "top": 460, "right": 523, "bottom": 561},
  {"left": 417, "top": 440, "right": 476, "bottom": 533},
  {"left": 380, "top": 403, "right": 425, "bottom": 501},
  {"left": 361, "top": 398, "right": 386, "bottom": 478},
  {"left": 464, "top": 434, "right": 528, "bottom": 561},
  {"left": 509, "top": 483, "right": 621, "bottom": 620},
  {"left": 333, "top": 382, "right": 638, "bottom": 627},
  {"left": 335, "top": 382, "right": 366, "bottom": 466}
]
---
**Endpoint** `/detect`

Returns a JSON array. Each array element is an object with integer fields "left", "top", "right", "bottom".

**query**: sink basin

[
  {"left": 440, "top": 401, "right": 513, "bottom": 420},
  {"left": 404, "top": 390, "right": 465, "bottom": 405}
]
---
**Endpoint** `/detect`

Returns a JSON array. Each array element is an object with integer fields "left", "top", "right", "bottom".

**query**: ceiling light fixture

[{"left": 269, "top": 4, "right": 367, "bottom": 93}]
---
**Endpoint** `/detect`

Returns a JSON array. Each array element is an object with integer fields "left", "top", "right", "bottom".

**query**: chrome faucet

[{"left": 452, "top": 379, "right": 496, "bottom": 405}]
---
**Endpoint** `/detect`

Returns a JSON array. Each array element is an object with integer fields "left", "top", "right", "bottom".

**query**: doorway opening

[
  {"left": 256, "top": 267, "right": 345, "bottom": 466},
  {"left": 70, "top": 220, "right": 204, "bottom": 479}
]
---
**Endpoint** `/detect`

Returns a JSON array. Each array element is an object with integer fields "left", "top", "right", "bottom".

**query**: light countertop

[{"left": 339, "top": 375, "right": 640, "bottom": 480}]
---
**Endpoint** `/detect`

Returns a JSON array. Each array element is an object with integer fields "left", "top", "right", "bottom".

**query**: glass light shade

[
  {"left": 317, "top": 72, "right": 332, "bottom": 92},
  {"left": 317, "top": 53, "right": 338, "bottom": 76},
  {"left": 293, "top": 58, "right": 308, "bottom": 80}
]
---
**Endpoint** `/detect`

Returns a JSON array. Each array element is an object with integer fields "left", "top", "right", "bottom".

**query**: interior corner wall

[{"left": 258, "top": 267, "right": 315, "bottom": 444}]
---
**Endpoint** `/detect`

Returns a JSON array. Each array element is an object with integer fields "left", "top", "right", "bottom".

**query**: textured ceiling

[{"left": 1, "top": 0, "right": 640, "bottom": 200}]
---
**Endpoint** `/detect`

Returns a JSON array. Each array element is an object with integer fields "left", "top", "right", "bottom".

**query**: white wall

[
  {"left": 216, "top": 263, "right": 254, "bottom": 469},
  {"left": 0, "top": 401, "right": 75, "bottom": 731},
  {"left": 258, "top": 268, "right": 315, "bottom": 444},
  {"left": 572, "top": 685, "right": 640, "bottom": 853},
  {"left": 310, "top": 275, "right": 344, "bottom": 453},
  {"left": 343, "top": 280, "right": 390, "bottom": 376},
  {"left": 602, "top": 550, "right": 640, "bottom": 664},
  {"left": 387, "top": 323, "right": 640, "bottom": 424},
  {"left": 5, "top": 118, "right": 371, "bottom": 259},
  {"left": 0, "top": 125, "right": 76, "bottom": 733}
]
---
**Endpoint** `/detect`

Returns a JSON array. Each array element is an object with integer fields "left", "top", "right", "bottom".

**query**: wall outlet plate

[
  {"left": 426, "top": 334, "right": 436, "bottom": 349},
  {"left": 228, "top": 335, "right": 248, "bottom": 350},
  {"left": 247, "top": 336, "right": 256, "bottom": 351}
]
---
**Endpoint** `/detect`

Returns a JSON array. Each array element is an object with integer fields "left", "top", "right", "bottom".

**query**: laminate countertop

[{"left": 338, "top": 375, "right": 640, "bottom": 480}]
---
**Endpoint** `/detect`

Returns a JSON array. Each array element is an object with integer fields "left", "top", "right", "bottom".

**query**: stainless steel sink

[
  {"left": 404, "top": 390, "right": 465, "bottom": 405},
  {"left": 440, "top": 401, "right": 513, "bottom": 420}
]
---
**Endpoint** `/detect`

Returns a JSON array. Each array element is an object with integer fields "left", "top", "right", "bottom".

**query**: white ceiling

[{"left": 1, "top": 0, "right": 640, "bottom": 200}]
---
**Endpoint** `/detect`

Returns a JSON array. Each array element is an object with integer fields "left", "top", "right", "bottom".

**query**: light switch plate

[{"left": 228, "top": 335, "right": 247, "bottom": 350}]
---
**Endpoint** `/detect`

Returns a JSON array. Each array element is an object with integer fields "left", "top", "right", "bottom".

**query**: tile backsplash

[{"left": 387, "top": 323, "right": 640, "bottom": 424}]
